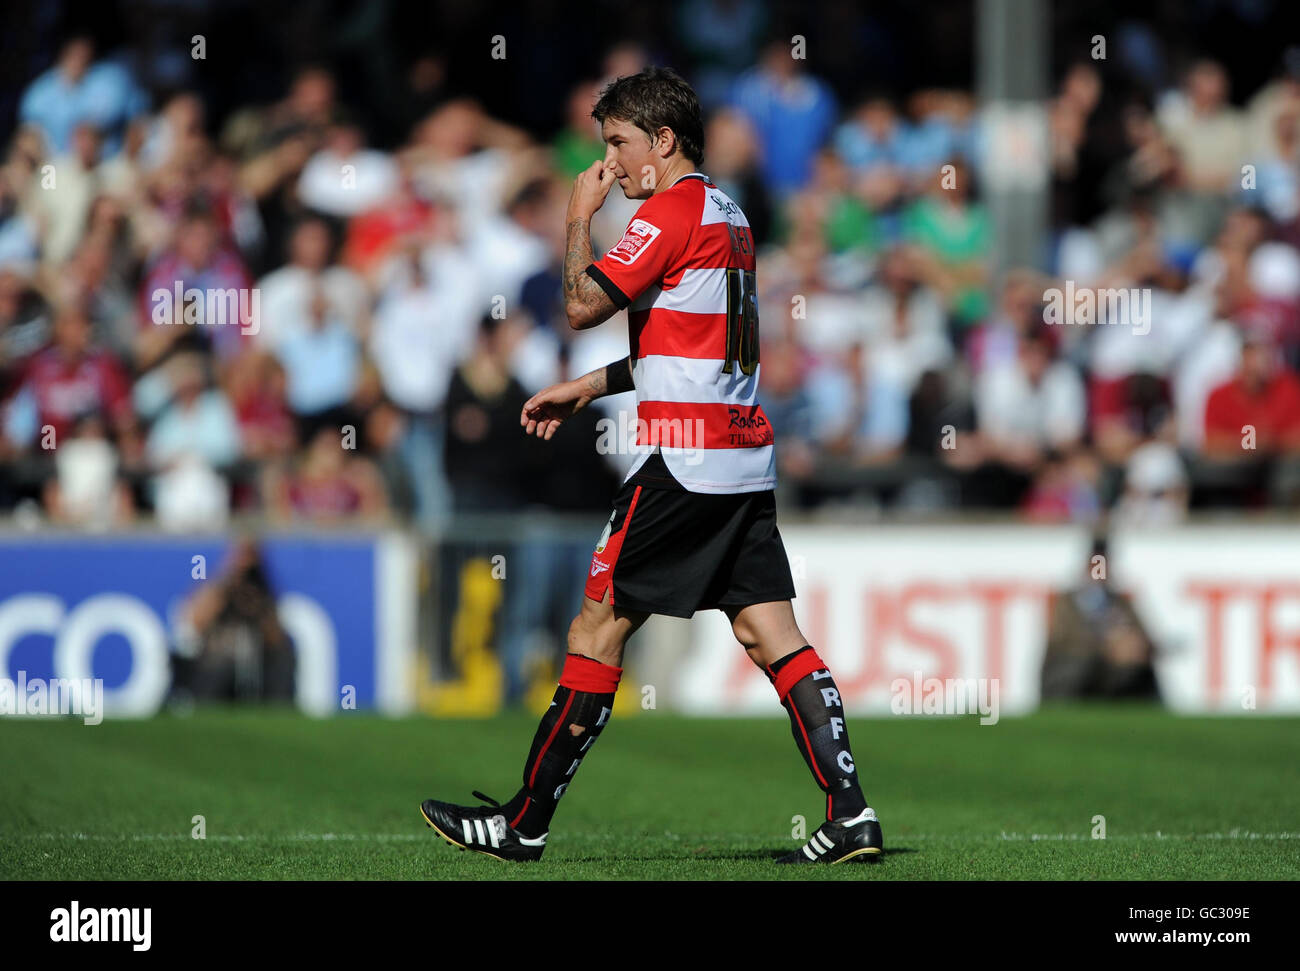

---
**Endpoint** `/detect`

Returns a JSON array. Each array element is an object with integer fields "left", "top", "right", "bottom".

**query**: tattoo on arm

[
  {"left": 564, "top": 217, "right": 616, "bottom": 326},
  {"left": 577, "top": 356, "right": 633, "bottom": 401}
]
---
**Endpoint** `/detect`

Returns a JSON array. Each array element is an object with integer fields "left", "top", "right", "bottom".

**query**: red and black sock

[
  {"left": 500, "top": 654, "right": 621, "bottom": 838},
  {"left": 765, "top": 645, "right": 868, "bottom": 821}
]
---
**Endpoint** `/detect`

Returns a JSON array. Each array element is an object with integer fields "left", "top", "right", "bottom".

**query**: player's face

[{"left": 601, "top": 117, "right": 661, "bottom": 200}]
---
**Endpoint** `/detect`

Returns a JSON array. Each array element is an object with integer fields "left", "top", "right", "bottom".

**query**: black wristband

[{"left": 605, "top": 358, "right": 635, "bottom": 395}]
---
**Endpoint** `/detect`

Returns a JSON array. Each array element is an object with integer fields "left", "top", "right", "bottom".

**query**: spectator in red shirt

[
  {"left": 224, "top": 350, "right": 295, "bottom": 461},
  {"left": 341, "top": 159, "right": 437, "bottom": 278},
  {"left": 12, "top": 306, "right": 136, "bottom": 451},
  {"left": 262, "top": 425, "right": 388, "bottom": 523},
  {"left": 1202, "top": 335, "right": 1300, "bottom": 459}
]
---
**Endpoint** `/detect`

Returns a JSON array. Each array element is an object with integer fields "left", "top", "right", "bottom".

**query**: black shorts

[{"left": 584, "top": 479, "right": 797, "bottom": 618}]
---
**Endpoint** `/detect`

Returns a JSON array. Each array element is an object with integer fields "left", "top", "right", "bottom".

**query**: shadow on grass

[{"left": 555, "top": 846, "right": 916, "bottom": 864}]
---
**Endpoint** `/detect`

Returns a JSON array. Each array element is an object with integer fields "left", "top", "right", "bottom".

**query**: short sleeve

[{"left": 585, "top": 195, "right": 688, "bottom": 309}]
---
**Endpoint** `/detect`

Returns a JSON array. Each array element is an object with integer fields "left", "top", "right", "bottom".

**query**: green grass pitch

[{"left": 3, "top": 706, "right": 1297, "bottom": 880}]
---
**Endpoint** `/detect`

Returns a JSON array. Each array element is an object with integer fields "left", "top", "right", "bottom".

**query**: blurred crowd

[{"left": 2, "top": 3, "right": 1300, "bottom": 533}]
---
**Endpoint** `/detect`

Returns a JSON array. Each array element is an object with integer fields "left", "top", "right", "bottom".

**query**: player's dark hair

[{"left": 591, "top": 66, "right": 705, "bottom": 166}]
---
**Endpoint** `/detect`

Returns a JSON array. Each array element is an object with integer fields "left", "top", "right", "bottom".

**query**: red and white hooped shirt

[{"left": 585, "top": 172, "right": 776, "bottom": 495}]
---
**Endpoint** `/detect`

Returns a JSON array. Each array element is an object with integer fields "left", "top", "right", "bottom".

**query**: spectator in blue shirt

[
  {"left": 272, "top": 286, "right": 360, "bottom": 422},
  {"left": 19, "top": 36, "right": 148, "bottom": 157},
  {"left": 834, "top": 94, "right": 905, "bottom": 172},
  {"left": 836, "top": 92, "right": 963, "bottom": 198},
  {"left": 730, "top": 40, "right": 838, "bottom": 199}
]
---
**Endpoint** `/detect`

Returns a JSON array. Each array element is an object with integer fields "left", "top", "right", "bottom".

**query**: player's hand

[
  {"left": 521, "top": 380, "right": 591, "bottom": 440},
  {"left": 566, "top": 160, "right": 617, "bottom": 222}
]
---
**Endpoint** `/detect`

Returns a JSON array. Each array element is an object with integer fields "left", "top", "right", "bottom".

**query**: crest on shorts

[{"left": 606, "top": 218, "right": 661, "bottom": 265}]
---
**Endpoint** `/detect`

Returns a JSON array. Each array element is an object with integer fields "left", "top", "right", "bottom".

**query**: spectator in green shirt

[
  {"left": 551, "top": 79, "right": 607, "bottom": 179},
  {"left": 772, "top": 148, "right": 880, "bottom": 258},
  {"left": 902, "top": 159, "right": 991, "bottom": 331}
]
